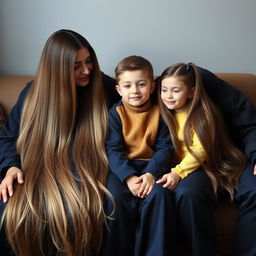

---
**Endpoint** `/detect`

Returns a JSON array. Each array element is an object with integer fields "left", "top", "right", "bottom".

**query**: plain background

[{"left": 0, "top": 0, "right": 255, "bottom": 76}]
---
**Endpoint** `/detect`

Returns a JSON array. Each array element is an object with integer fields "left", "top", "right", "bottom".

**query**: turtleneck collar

[{"left": 121, "top": 99, "right": 152, "bottom": 113}]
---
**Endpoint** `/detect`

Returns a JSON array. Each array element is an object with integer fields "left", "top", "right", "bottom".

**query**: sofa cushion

[{"left": 0, "top": 103, "right": 7, "bottom": 129}]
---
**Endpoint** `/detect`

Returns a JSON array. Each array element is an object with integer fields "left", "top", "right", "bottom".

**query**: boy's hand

[
  {"left": 126, "top": 175, "right": 141, "bottom": 197},
  {"left": 0, "top": 166, "right": 23, "bottom": 203},
  {"left": 156, "top": 171, "right": 180, "bottom": 191},
  {"left": 137, "top": 172, "right": 155, "bottom": 198}
]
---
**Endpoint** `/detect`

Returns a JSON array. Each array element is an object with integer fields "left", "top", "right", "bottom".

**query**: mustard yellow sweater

[{"left": 116, "top": 100, "right": 160, "bottom": 160}]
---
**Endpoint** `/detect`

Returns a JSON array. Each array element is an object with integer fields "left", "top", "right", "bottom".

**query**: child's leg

[
  {"left": 100, "top": 172, "right": 139, "bottom": 256},
  {"left": 234, "top": 162, "right": 256, "bottom": 256},
  {"left": 173, "top": 168, "right": 217, "bottom": 256},
  {"left": 135, "top": 183, "right": 175, "bottom": 256}
]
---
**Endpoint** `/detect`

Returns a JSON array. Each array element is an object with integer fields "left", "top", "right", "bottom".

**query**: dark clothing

[
  {"left": 200, "top": 67, "right": 256, "bottom": 165},
  {"left": 101, "top": 167, "right": 176, "bottom": 256},
  {"left": 103, "top": 73, "right": 121, "bottom": 107},
  {"left": 234, "top": 162, "right": 256, "bottom": 255},
  {"left": 102, "top": 100, "right": 174, "bottom": 255},
  {"left": 0, "top": 82, "right": 31, "bottom": 179},
  {"left": 173, "top": 168, "right": 217, "bottom": 255}
]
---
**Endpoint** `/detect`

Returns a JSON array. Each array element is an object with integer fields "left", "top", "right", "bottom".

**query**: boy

[{"left": 100, "top": 56, "right": 175, "bottom": 256}]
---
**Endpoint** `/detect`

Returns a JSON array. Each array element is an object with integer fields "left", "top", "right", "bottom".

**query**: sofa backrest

[
  {"left": 0, "top": 76, "right": 34, "bottom": 116},
  {"left": 216, "top": 73, "right": 256, "bottom": 106},
  {"left": 0, "top": 73, "right": 255, "bottom": 117}
]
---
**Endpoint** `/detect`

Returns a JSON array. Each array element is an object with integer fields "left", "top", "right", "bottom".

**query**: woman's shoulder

[
  {"left": 19, "top": 81, "right": 33, "bottom": 99},
  {"left": 102, "top": 72, "right": 121, "bottom": 108}
]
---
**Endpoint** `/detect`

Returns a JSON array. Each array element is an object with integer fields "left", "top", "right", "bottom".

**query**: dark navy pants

[
  {"left": 173, "top": 168, "right": 217, "bottom": 256},
  {"left": 0, "top": 201, "right": 15, "bottom": 256},
  {"left": 173, "top": 164, "right": 256, "bottom": 256},
  {"left": 234, "top": 162, "right": 256, "bottom": 256},
  {"left": 100, "top": 171, "right": 176, "bottom": 256}
]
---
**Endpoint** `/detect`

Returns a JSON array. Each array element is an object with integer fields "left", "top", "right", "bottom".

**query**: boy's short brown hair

[{"left": 115, "top": 55, "right": 154, "bottom": 83}]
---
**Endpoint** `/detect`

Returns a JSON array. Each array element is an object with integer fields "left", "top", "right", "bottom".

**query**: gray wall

[{"left": 0, "top": 0, "right": 255, "bottom": 76}]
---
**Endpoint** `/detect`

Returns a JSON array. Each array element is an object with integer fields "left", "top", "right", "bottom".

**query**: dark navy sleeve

[
  {"left": 0, "top": 82, "right": 32, "bottom": 179},
  {"left": 143, "top": 117, "right": 174, "bottom": 178},
  {"left": 200, "top": 67, "right": 256, "bottom": 164},
  {"left": 102, "top": 72, "right": 121, "bottom": 108},
  {"left": 106, "top": 103, "right": 137, "bottom": 183}
]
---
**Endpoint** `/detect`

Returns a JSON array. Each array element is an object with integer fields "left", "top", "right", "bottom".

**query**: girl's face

[
  {"left": 74, "top": 48, "right": 93, "bottom": 87},
  {"left": 161, "top": 76, "right": 195, "bottom": 112}
]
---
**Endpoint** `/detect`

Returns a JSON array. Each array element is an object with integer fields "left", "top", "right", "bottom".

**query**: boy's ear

[
  {"left": 115, "top": 84, "right": 122, "bottom": 96},
  {"left": 150, "top": 81, "right": 156, "bottom": 94}
]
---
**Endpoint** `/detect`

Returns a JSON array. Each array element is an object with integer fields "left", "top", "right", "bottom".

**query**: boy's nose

[{"left": 131, "top": 85, "right": 138, "bottom": 93}]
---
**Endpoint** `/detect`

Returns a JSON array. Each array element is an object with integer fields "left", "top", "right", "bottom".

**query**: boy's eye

[
  {"left": 139, "top": 83, "right": 145, "bottom": 87},
  {"left": 74, "top": 65, "right": 80, "bottom": 70}
]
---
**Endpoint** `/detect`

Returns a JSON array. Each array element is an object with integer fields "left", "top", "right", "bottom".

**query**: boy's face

[{"left": 116, "top": 70, "right": 155, "bottom": 107}]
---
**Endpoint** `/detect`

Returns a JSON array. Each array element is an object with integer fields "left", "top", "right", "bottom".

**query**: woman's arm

[
  {"left": 0, "top": 82, "right": 32, "bottom": 202},
  {"left": 200, "top": 67, "right": 256, "bottom": 166}
]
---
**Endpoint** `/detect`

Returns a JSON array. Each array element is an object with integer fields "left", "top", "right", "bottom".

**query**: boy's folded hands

[{"left": 126, "top": 172, "right": 155, "bottom": 198}]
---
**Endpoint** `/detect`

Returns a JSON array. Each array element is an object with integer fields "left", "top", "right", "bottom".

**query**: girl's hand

[
  {"left": 156, "top": 171, "right": 181, "bottom": 191},
  {"left": 254, "top": 164, "right": 256, "bottom": 175},
  {"left": 136, "top": 173, "right": 155, "bottom": 198},
  {"left": 0, "top": 166, "right": 23, "bottom": 203}
]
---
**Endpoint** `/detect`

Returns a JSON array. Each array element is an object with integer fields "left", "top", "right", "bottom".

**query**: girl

[
  {"left": 156, "top": 62, "right": 247, "bottom": 255},
  {"left": 157, "top": 62, "right": 246, "bottom": 196},
  {"left": 0, "top": 29, "right": 117, "bottom": 256}
]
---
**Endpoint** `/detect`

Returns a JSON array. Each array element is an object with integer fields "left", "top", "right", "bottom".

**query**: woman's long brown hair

[
  {"left": 158, "top": 63, "right": 246, "bottom": 198},
  {"left": 1, "top": 30, "right": 113, "bottom": 256}
]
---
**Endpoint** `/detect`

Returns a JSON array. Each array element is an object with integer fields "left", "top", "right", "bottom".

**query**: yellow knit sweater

[{"left": 171, "top": 112, "right": 206, "bottom": 178}]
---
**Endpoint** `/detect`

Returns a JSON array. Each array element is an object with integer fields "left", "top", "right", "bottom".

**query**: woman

[{"left": 0, "top": 29, "right": 118, "bottom": 256}]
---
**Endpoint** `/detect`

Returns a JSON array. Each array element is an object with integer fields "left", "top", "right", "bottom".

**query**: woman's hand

[{"left": 0, "top": 166, "right": 23, "bottom": 203}]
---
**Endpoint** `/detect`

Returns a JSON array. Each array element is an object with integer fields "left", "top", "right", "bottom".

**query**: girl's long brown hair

[
  {"left": 2, "top": 30, "right": 113, "bottom": 256},
  {"left": 158, "top": 63, "right": 246, "bottom": 198}
]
